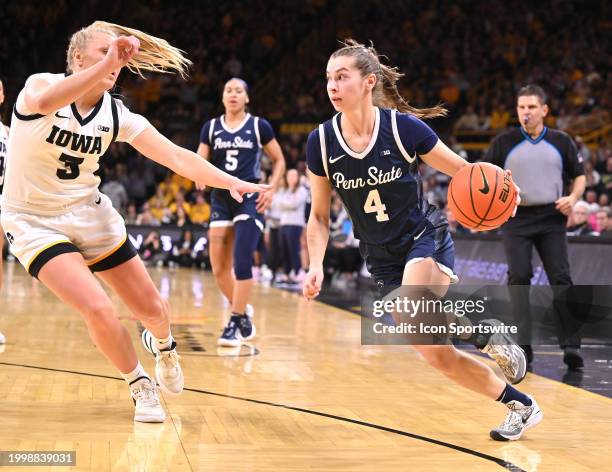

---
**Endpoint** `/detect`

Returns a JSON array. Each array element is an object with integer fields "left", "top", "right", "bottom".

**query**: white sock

[
  {"left": 155, "top": 333, "right": 174, "bottom": 351},
  {"left": 121, "top": 361, "right": 149, "bottom": 385}
]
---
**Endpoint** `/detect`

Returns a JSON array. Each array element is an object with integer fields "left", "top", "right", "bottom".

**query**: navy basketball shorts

[
  {"left": 209, "top": 189, "right": 263, "bottom": 232},
  {"left": 359, "top": 224, "right": 458, "bottom": 297}
]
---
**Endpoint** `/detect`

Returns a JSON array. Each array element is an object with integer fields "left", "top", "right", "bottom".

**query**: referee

[{"left": 484, "top": 85, "right": 586, "bottom": 369}]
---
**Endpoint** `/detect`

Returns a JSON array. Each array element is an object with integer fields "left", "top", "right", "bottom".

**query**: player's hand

[
  {"left": 228, "top": 180, "right": 271, "bottom": 203},
  {"left": 506, "top": 170, "right": 521, "bottom": 217},
  {"left": 256, "top": 187, "right": 275, "bottom": 213},
  {"left": 303, "top": 267, "right": 324, "bottom": 300},
  {"left": 555, "top": 194, "right": 577, "bottom": 216},
  {"left": 103, "top": 35, "right": 140, "bottom": 70}
]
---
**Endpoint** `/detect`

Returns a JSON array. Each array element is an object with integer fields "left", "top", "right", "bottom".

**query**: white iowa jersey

[
  {"left": 0, "top": 121, "right": 8, "bottom": 194},
  {"left": 1, "top": 72, "right": 151, "bottom": 215}
]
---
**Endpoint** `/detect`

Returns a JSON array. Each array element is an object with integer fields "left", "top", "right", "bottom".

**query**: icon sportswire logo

[{"left": 329, "top": 154, "right": 346, "bottom": 164}]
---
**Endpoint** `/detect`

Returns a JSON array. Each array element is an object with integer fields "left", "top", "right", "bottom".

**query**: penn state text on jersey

[{"left": 307, "top": 107, "right": 447, "bottom": 246}]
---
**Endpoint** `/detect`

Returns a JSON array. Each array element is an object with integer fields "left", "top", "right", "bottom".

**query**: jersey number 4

[
  {"left": 225, "top": 150, "right": 238, "bottom": 171},
  {"left": 57, "top": 153, "right": 85, "bottom": 180},
  {"left": 364, "top": 189, "right": 389, "bottom": 222}
]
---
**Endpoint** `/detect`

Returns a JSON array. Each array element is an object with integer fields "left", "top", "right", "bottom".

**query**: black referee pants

[{"left": 501, "top": 204, "right": 581, "bottom": 348}]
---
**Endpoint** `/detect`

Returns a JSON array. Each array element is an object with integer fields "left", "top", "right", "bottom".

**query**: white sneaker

[
  {"left": 479, "top": 319, "right": 527, "bottom": 385},
  {"left": 155, "top": 344, "right": 184, "bottom": 396},
  {"left": 141, "top": 330, "right": 184, "bottom": 396},
  {"left": 490, "top": 396, "right": 543, "bottom": 441},
  {"left": 260, "top": 265, "right": 273, "bottom": 282},
  {"left": 130, "top": 377, "right": 166, "bottom": 423},
  {"left": 0, "top": 332, "right": 5, "bottom": 344}
]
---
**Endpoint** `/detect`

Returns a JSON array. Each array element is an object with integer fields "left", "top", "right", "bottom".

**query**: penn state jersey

[
  {"left": 200, "top": 113, "right": 274, "bottom": 182},
  {"left": 307, "top": 107, "right": 445, "bottom": 246},
  {"left": 0, "top": 122, "right": 8, "bottom": 196},
  {"left": 1, "top": 73, "right": 150, "bottom": 215}
]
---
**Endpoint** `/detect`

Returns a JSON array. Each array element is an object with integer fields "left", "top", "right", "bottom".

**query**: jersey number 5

[
  {"left": 364, "top": 189, "right": 389, "bottom": 222},
  {"left": 225, "top": 150, "right": 239, "bottom": 171},
  {"left": 57, "top": 153, "right": 85, "bottom": 180}
]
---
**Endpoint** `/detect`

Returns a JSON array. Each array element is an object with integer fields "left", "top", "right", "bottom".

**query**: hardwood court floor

[{"left": 0, "top": 262, "right": 611, "bottom": 471}]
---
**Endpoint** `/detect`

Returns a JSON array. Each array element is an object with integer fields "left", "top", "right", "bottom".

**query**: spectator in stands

[
  {"left": 168, "top": 191, "right": 192, "bottom": 221},
  {"left": 277, "top": 169, "right": 308, "bottom": 285},
  {"left": 490, "top": 101, "right": 510, "bottom": 130},
  {"left": 101, "top": 169, "right": 128, "bottom": 213},
  {"left": 190, "top": 192, "right": 211, "bottom": 225},
  {"left": 324, "top": 219, "right": 361, "bottom": 287},
  {"left": 584, "top": 160, "right": 601, "bottom": 194},
  {"left": 477, "top": 106, "right": 491, "bottom": 130},
  {"left": 567, "top": 201, "right": 596, "bottom": 236},
  {"left": 599, "top": 156, "right": 612, "bottom": 198},
  {"left": 125, "top": 203, "right": 138, "bottom": 225},
  {"left": 265, "top": 187, "right": 283, "bottom": 281},
  {"left": 169, "top": 229, "right": 198, "bottom": 268},
  {"left": 172, "top": 207, "right": 191, "bottom": 228},
  {"left": 158, "top": 173, "right": 180, "bottom": 202},
  {"left": 140, "top": 231, "right": 167, "bottom": 267},
  {"left": 453, "top": 106, "right": 479, "bottom": 131},
  {"left": 595, "top": 207, "right": 612, "bottom": 238},
  {"left": 135, "top": 202, "right": 161, "bottom": 226}
]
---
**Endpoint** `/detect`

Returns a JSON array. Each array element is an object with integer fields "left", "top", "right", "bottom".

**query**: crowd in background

[{"left": 1, "top": 0, "right": 610, "bottom": 282}]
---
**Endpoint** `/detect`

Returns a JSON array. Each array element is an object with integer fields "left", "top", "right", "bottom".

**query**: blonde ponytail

[{"left": 67, "top": 21, "right": 192, "bottom": 79}]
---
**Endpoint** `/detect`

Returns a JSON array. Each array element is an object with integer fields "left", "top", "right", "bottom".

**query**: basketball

[{"left": 447, "top": 162, "right": 516, "bottom": 231}]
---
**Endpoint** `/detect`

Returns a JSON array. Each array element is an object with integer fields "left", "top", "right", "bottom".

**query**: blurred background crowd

[{"left": 1, "top": 0, "right": 610, "bottom": 284}]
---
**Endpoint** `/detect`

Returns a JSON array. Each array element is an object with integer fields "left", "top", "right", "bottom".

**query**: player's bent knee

[
  {"left": 84, "top": 301, "right": 116, "bottom": 322},
  {"left": 137, "top": 297, "right": 168, "bottom": 325}
]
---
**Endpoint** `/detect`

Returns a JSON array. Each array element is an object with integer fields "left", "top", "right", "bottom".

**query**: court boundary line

[{"left": 0, "top": 361, "right": 524, "bottom": 471}]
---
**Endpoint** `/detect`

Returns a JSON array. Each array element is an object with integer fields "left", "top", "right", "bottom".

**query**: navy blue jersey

[
  {"left": 307, "top": 108, "right": 445, "bottom": 246},
  {"left": 200, "top": 113, "right": 274, "bottom": 182}
]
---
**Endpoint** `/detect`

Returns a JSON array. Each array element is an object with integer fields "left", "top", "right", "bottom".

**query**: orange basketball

[{"left": 447, "top": 162, "right": 516, "bottom": 231}]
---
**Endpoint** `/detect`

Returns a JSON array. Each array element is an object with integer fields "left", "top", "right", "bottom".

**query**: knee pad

[{"left": 233, "top": 218, "right": 262, "bottom": 280}]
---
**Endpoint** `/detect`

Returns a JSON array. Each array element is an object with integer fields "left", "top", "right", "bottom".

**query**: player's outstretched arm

[
  {"left": 25, "top": 36, "right": 140, "bottom": 115},
  {"left": 304, "top": 171, "right": 332, "bottom": 300},
  {"left": 420, "top": 140, "right": 469, "bottom": 178},
  {"left": 132, "top": 126, "right": 269, "bottom": 202}
]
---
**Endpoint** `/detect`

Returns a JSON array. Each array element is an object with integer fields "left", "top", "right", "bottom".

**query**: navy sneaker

[
  {"left": 237, "top": 313, "right": 256, "bottom": 341},
  {"left": 218, "top": 315, "right": 242, "bottom": 347}
]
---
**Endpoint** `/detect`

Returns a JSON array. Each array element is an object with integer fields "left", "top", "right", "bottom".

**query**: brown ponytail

[{"left": 331, "top": 39, "right": 447, "bottom": 119}]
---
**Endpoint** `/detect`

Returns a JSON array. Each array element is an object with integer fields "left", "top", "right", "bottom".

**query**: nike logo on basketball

[
  {"left": 329, "top": 154, "right": 346, "bottom": 164},
  {"left": 478, "top": 166, "right": 490, "bottom": 194},
  {"left": 55, "top": 111, "right": 69, "bottom": 119},
  {"left": 413, "top": 227, "right": 427, "bottom": 240},
  {"left": 214, "top": 129, "right": 223, "bottom": 136}
]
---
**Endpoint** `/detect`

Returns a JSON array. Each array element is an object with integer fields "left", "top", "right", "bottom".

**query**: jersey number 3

[
  {"left": 225, "top": 150, "right": 238, "bottom": 171},
  {"left": 57, "top": 153, "right": 85, "bottom": 180},
  {"left": 364, "top": 189, "right": 389, "bottom": 222}
]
